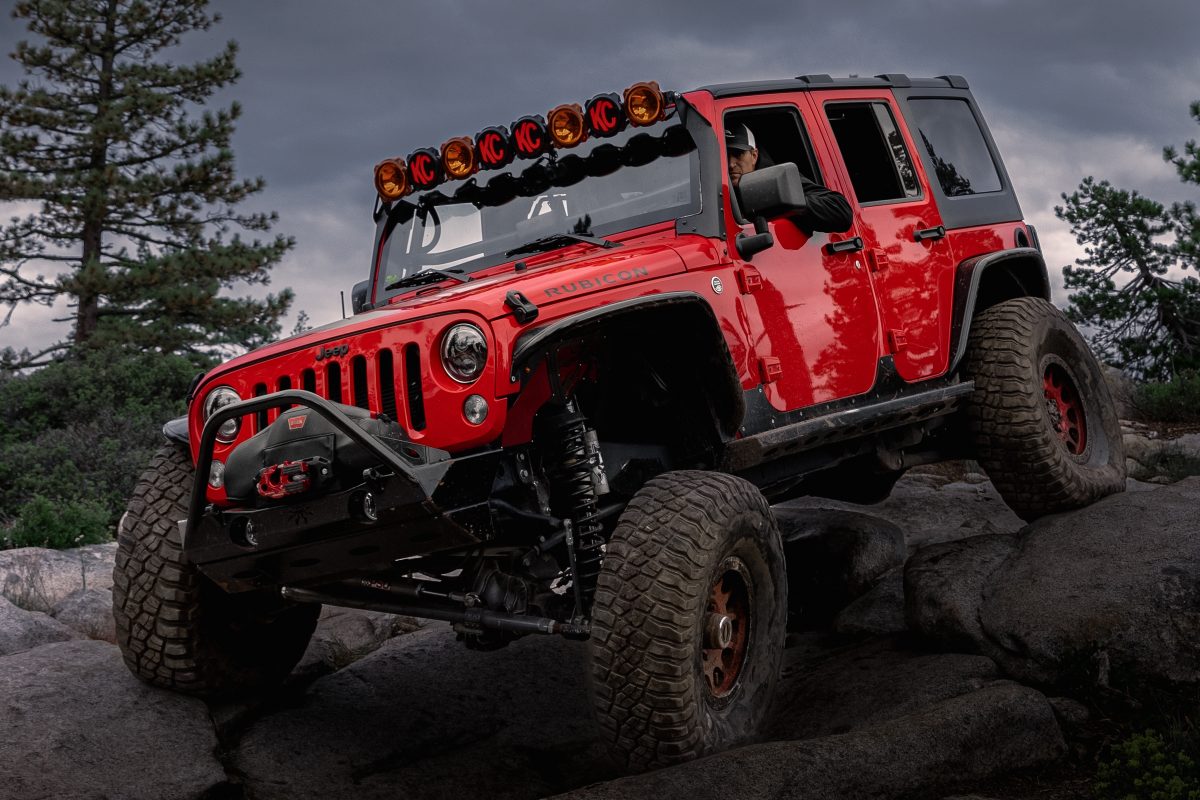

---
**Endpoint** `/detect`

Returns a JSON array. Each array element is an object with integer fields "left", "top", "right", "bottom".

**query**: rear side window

[
  {"left": 825, "top": 102, "right": 920, "bottom": 204},
  {"left": 907, "top": 98, "right": 1002, "bottom": 196}
]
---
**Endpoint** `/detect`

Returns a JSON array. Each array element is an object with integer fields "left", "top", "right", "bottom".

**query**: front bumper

[{"left": 186, "top": 390, "right": 499, "bottom": 592}]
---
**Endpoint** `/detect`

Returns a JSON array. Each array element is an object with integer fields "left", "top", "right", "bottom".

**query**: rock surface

[
  {"left": 0, "top": 639, "right": 226, "bottom": 800},
  {"left": 777, "top": 507, "right": 906, "bottom": 624},
  {"left": 51, "top": 587, "right": 117, "bottom": 643},
  {"left": 781, "top": 468, "right": 1025, "bottom": 554},
  {"left": 0, "top": 543, "right": 116, "bottom": 612},
  {"left": 296, "top": 606, "right": 424, "bottom": 678},
  {"left": 907, "top": 478, "right": 1200, "bottom": 698},
  {"left": 0, "top": 593, "right": 79, "bottom": 655},
  {"left": 832, "top": 567, "right": 906, "bottom": 636},
  {"left": 553, "top": 683, "right": 1064, "bottom": 800},
  {"left": 233, "top": 627, "right": 617, "bottom": 800}
]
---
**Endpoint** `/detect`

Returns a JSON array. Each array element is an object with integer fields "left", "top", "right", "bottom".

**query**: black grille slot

[
  {"left": 404, "top": 343, "right": 426, "bottom": 431},
  {"left": 253, "top": 383, "right": 268, "bottom": 432},
  {"left": 351, "top": 355, "right": 369, "bottom": 410},
  {"left": 277, "top": 375, "right": 292, "bottom": 411},
  {"left": 326, "top": 362, "right": 342, "bottom": 403},
  {"left": 377, "top": 349, "right": 398, "bottom": 421},
  {"left": 301, "top": 368, "right": 316, "bottom": 393}
]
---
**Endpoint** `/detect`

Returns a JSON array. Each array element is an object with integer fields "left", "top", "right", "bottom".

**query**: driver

[{"left": 726, "top": 123, "right": 853, "bottom": 233}]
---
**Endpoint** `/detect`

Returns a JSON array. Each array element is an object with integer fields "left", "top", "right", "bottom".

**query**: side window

[
  {"left": 825, "top": 102, "right": 920, "bottom": 204},
  {"left": 723, "top": 106, "right": 820, "bottom": 221},
  {"left": 906, "top": 98, "right": 1002, "bottom": 196}
]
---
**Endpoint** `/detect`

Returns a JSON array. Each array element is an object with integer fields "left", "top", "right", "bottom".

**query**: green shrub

[
  {"left": 0, "top": 347, "right": 206, "bottom": 527},
  {"left": 3, "top": 495, "right": 112, "bottom": 550},
  {"left": 1134, "top": 372, "right": 1200, "bottom": 424},
  {"left": 1096, "top": 729, "right": 1200, "bottom": 800}
]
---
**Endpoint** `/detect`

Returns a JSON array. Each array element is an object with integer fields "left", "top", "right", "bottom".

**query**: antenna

[{"left": 340, "top": 291, "right": 346, "bottom": 319}]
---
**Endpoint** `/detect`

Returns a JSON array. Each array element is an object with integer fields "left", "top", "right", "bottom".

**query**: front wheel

[
  {"left": 962, "top": 297, "right": 1125, "bottom": 520},
  {"left": 113, "top": 444, "right": 319, "bottom": 696},
  {"left": 589, "top": 471, "right": 787, "bottom": 771}
]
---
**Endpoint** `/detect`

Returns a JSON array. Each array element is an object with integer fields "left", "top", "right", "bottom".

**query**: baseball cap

[{"left": 725, "top": 123, "right": 757, "bottom": 153}]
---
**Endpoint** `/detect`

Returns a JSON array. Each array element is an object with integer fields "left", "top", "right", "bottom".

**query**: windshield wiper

[
  {"left": 385, "top": 268, "right": 467, "bottom": 292},
  {"left": 505, "top": 232, "right": 619, "bottom": 257}
]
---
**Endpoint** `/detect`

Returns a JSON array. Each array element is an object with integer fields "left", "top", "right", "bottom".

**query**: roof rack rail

[
  {"left": 795, "top": 74, "right": 834, "bottom": 84},
  {"left": 937, "top": 74, "right": 970, "bottom": 89},
  {"left": 874, "top": 73, "right": 911, "bottom": 88}
]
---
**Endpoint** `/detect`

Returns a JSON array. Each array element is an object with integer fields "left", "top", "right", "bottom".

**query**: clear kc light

[
  {"left": 463, "top": 394, "right": 489, "bottom": 425},
  {"left": 440, "top": 323, "right": 488, "bottom": 384},
  {"left": 202, "top": 385, "right": 242, "bottom": 443}
]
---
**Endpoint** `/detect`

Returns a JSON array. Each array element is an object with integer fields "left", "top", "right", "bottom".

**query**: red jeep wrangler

[{"left": 114, "top": 75, "right": 1124, "bottom": 769}]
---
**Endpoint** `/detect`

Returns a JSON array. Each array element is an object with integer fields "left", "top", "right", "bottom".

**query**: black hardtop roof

[{"left": 692, "top": 73, "right": 969, "bottom": 99}]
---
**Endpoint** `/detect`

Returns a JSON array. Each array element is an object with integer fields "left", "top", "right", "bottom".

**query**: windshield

[{"left": 373, "top": 119, "right": 700, "bottom": 302}]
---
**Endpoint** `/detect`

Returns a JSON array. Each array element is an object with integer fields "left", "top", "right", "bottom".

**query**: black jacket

[{"left": 798, "top": 175, "right": 853, "bottom": 234}]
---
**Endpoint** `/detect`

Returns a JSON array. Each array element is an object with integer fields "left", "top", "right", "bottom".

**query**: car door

[
  {"left": 717, "top": 95, "right": 885, "bottom": 414},
  {"left": 810, "top": 89, "right": 957, "bottom": 383}
]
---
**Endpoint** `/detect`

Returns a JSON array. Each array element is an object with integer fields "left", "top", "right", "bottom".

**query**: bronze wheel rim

[{"left": 701, "top": 558, "right": 752, "bottom": 699}]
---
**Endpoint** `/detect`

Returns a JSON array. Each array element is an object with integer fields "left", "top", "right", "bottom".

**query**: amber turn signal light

[
  {"left": 624, "top": 81, "right": 665, "bottom": 127},
  {"left": 547, "top": 103, "right": 587, "bottom": 148},
  {"left": 441, "top": 136, "right": 478, "bottom": 180},
  {"left": 373, "top": 158, "right": 409, "bottom": 201}
]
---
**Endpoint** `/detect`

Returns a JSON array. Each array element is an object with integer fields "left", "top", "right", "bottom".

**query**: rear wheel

[
  {"left": 589, "top": 471, "right": 787, "bottom": 771},
  {"left": 962, "top": 297, "right": 1125, "bottom": 520},
  {"left": 113, "top": 444, "right": 319, "bottom": 696}
]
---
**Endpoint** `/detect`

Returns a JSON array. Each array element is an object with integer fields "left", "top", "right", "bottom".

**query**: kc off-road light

[
  {"left": 202, "top": 385, "right": 242, "bottom": 443},
  {"left": 441, "top": 136, "right": 478, "bottom": 180},
  {"left": 585, "top": 93, "right": 627, "bottom": 138},
  {"left": 440, "top": 323, "right": 487, "bottom": 384},
  {"left": 548, "top": 104, "right": 587, "bottom": 148},
  {"left": 475, "top": 126, "right": 514, "bottom": 169},
  {"left": 463, "top": 394, "right": 489, "bottom": 425},
  {"left": 407, "top": 147, "right": 444, "bottom": 191},
  {"left": 373, "top": 158, "right": 410, "bottom": 201},
  {"left": 623, "top": 80, "right": 666, "bottom": 126}
]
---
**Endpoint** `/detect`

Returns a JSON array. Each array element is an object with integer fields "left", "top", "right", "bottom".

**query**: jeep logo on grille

[{"left": 315, "top": 343, "right": 349, "bottom": 361}]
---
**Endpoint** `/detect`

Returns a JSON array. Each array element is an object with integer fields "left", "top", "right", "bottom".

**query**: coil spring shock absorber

[{"left": 544, "top": 401, "right": 606, "bottom": 616}]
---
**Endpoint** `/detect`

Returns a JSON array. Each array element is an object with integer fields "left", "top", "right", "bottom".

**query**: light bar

[{"left": 373, "top": 80, "right": 673, "bottom": 201}]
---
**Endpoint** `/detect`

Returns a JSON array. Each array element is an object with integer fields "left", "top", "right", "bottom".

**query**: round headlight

[
  {"left": 440, "top": 323, "right": 487, "bottom": 384},
  {"left": 202, "top": 386, "right": 242, "bottom": 443}
]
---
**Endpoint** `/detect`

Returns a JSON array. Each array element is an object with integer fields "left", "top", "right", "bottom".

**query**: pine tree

[
  {"left": 1056, "top": 102, "right": 1200, "bottom": 382},
  {"left": 0, "top": 0, "right": 294, "bottom": 367}
]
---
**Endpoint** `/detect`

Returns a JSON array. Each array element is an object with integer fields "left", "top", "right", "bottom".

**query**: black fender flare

[
  {"left": 948, "top": 247, "right": 1050, "bottom": 373},
  {"left": 510, "top": 291, "right": 745, "bottom": 436}
]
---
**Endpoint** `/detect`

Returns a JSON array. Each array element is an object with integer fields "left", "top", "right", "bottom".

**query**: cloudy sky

[{"left": 1, "top": 0, "right": 1198, "bottom": 353}]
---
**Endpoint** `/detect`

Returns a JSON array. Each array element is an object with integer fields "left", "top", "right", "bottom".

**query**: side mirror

[
  {"left": 738, "top": 163, "right": 808, "bottom": 219},
  {"left": 351, "top": 280, "right": 371, "bottom": 314}
]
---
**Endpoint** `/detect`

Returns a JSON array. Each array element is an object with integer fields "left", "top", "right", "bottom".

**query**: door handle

[
  {"left": 824, "top": 236, "right": 864, "bottom": 254},
  {"left": 913, "top": 225, "right": 946, "bottom": 242}
]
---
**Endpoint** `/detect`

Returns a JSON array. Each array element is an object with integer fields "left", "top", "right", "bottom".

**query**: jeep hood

[{"left": 201, "top": 236, "right": 708, "bottom": 383}]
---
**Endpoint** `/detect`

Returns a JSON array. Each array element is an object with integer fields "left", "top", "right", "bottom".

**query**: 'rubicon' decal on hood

[{"left": 543, "top": 266, "right": 650, "bottom": 299}]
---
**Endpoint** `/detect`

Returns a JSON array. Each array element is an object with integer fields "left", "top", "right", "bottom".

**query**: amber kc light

[
  {"left": 585, "top": 93, "right": 626, "bottom": 138},
  {"left": 441, "top": 137, "right": 478, "bottom": 180},
  {"left": 623, "top": 81, "right": 665, "bottom": 126},
  {"left": 407, "top": 147, "right": 444, "bottom": 191},
  {"left": 548, "top": 103, "right": 587, "bottom": 148},
  {"left": 373, "top": 158, "right": 409, "bottom": 201}
]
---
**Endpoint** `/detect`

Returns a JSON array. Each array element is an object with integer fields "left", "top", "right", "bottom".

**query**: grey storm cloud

[{"left": 1, "top": 0, "right": 1199, "bottom": 349}]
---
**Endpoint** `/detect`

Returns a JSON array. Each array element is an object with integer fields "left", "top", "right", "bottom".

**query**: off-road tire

[
  {"left": 113, "top": 444, "right": 320, "bottom": 696},
  {"left": 589, "top": 470, "right": 787, "bottom": 771},
  {"left": 962, "top": 297, "right": 1125, "bottom": 520}
]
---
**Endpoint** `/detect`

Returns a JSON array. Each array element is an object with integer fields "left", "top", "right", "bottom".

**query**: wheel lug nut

[{"left": 705, "top": 613, "right": 733, "bottom": 650}]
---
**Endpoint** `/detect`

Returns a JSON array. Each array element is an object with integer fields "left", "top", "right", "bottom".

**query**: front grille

[{"left": 249, "top": 347, "right": 426, "bottom": 434}]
